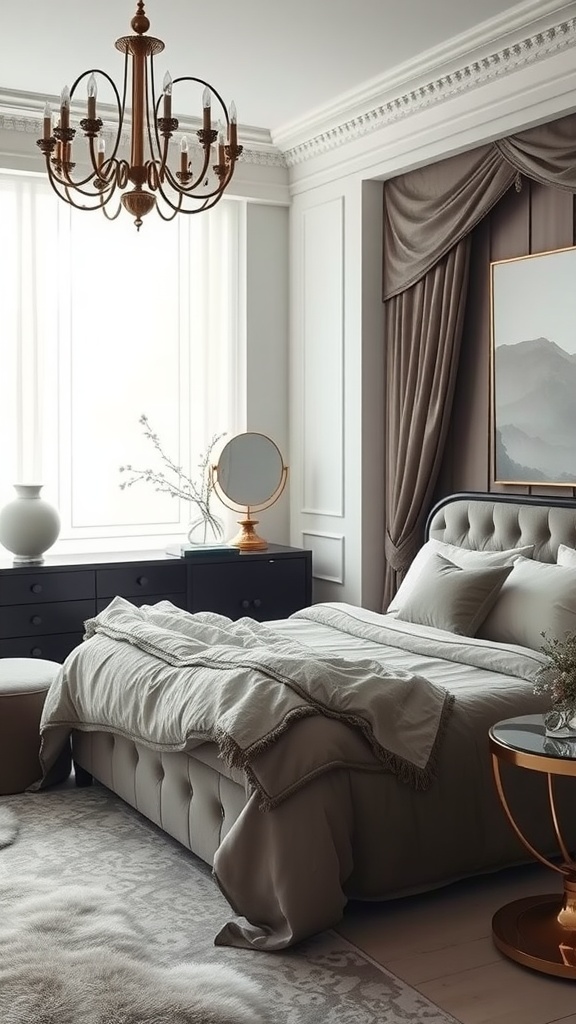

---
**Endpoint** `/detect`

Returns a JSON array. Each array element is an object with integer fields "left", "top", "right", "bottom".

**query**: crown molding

[{"left": 276, "top": 2, "right": 576, "bottom": 166}]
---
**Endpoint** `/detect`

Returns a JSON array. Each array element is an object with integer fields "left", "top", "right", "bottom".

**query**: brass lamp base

[
  {"left": 228, "top": 518, "right": 268, "bottom": 551},
  {"left": 493, "top": 890, "right": 576, "bottom": 979}
]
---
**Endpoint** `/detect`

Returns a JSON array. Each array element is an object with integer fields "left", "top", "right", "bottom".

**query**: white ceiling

[{"left": 2, "top": 0, "right": 536, "bottom": 134}]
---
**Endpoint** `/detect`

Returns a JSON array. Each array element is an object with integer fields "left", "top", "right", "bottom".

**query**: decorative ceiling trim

[
  {"left": 0, "top": 94, "right": 288, "bottom": 170},
  {"left": 282, "top": 16, "right": 576, "bottom": 167}
]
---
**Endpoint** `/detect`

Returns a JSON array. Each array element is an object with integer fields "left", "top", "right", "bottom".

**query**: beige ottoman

[{"left": 0, "top": 658, "right": 60, "bottom": 795}]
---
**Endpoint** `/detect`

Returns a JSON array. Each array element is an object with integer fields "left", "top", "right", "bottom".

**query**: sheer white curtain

[{"left": 0, "top": 171, "right": 243, "bottom": 553}]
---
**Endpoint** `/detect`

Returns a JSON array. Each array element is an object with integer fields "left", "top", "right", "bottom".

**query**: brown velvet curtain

[
  {"left": 382, "top": 112, "right": 576, "bottom": 608},
  {"left": 384, "top": 238, "right": 470, "bottom": 596}
]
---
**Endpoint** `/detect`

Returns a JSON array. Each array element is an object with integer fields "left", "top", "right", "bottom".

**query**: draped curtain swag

[{"left": 382, "top": 112, "right": 576, "bottom": 608}]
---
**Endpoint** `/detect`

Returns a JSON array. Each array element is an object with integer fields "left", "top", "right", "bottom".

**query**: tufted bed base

[{"left": 72, "top": 731, "right": 247, "bottom": 866}]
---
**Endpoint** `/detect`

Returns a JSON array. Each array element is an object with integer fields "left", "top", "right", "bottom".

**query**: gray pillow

[
  {"left": 394, "top": 553, "right": 513, "bottom": 636},
  {"left": 477, "top": 556, "right": 576, "bottom": 650}
]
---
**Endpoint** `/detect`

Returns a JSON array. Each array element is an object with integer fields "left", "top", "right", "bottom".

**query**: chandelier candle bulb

[
  {"left": 97, "top": 137, "right": 106, "bottom": 168},
  {"left": 43, "top": 102, "right": 52, "bottom": 140},
  {"left": 229, "top": 101, "right": 237, "bottom": 146},
  {"left": 162, "top": 72, "right": 172, "bottom": 119},
  {"left": 180, "top": 136, "right": 189, "bottom": 174},
  {"left": 87, "top": 74, "right": 97, "bottom": 119},
  {"left": 60, "top": 86, "right": 70, "bottom": 130},
  {"left": 202, "top": 87, "right": 211, "bottom": 131}
]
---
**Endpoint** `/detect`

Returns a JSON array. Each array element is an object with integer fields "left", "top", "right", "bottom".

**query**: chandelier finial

[{"left": 131, "top": 2, "right": 150, "bottom": 36}]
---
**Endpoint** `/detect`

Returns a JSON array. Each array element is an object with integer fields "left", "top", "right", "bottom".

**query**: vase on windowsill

[{"left": 0, "top": 484, "right": 61, "bottom": 565}]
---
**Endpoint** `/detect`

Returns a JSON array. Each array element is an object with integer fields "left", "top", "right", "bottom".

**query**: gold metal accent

[
  {"left": 490, "top": 722, "right": 576, "bottom": 977},
  {"left": 35, "top": 2, "right": 241, "bottom": 228},
  {"left": 228, "top": 518, "right": 270, "bottom": 552},
  {"left": 489, "top": 244, "right": 576, "bottom": 487},
  {"left": 211, "top": 433, "right": 288, "bottom": 552},
  {"left": 493, "top": 892, "right": 576, "bottom": 979}
]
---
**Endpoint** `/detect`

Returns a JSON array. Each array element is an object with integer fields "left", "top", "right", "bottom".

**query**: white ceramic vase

[{"left": 0, "top": 484, "right": 61, "bottom": 564}]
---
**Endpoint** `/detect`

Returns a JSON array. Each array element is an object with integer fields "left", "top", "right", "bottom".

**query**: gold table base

[{"left": 493, "top": 893, "right": 576, "bottom": 979}]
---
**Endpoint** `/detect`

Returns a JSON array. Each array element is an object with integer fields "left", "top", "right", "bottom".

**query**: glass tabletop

[{"left": 490, "top": 714, "right": 576, "bottom": 761}]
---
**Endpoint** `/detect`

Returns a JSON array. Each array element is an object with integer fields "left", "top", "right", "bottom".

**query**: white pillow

[
  {"left": 477, "top": 557, "right": 576, "bottom": 650},
  {"left": 557, "top": 544, "right": 576, "bottom": 568},
  {"left": 387, "top": 538, "right": 534, "bottom": 615},
  {"left": 394, "top": 553, "right": 513, "bottom": 636}
]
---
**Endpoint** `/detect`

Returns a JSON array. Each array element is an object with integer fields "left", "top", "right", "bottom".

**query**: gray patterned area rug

[{"left": 0, "top": 785, "right": 457, "bottom": 1024}]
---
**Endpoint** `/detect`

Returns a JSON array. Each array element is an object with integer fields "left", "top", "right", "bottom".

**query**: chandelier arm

[
  {"left": 158, "top": 151, "right": 235, "bottom": 201},
  {"left": 100, "top": 196, "right": 124, "bottom": 220},
  {"left": 42, "top": 171, "right": 121, "bottom": 213},
  {"left": 154, "top": 197, "right": 182, "bottom": 222},
  {"left": 154, "top": 182, "right": 227, "bottom": 216},
  {"left": 47, "top": 156, "right": 120, "bottom": 199},
  {"left": 171, "top": 76, "right": 231, "bottom": 130},
  {"left": 159, "top": 145, "right": 212, "bottom": 194},
  {"left": 45, "top": 158, "right": 113, "bottom": 198}
]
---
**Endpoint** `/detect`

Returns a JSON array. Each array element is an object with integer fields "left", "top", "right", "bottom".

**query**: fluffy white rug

[
  {"left": 0, "top": 807, "right": 18, "bottom": 848},
  {"left": 0, "top": 875, "right": 273, "bottom": 1024}
]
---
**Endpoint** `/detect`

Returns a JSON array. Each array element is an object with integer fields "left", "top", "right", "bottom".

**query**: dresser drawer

[
  {"left": 0, "top": 599, "right": 95, "bottom": 639},
  {"left": 189, "top": 557, "right": 309, "bottom": 620},
  {"left": 96, "top": 592, "right": 188, "bottom": 613},
  {"left": 0, "top": 632, "right": 85, "bottom": 662},
  {"left": 96, "top": 564, "right": 186, "bottom": 600},
  {"left": 0, "top": 570, "right": 95, "bottom": 606}
]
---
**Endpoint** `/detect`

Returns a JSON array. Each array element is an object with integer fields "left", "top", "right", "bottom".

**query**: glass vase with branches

[{"left": 119, "top": 414, "right": 226, "bottom": 544}]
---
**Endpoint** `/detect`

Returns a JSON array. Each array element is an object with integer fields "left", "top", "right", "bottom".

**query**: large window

[{"left": 0, "top": 172, "right": 244, "bottom": 553}]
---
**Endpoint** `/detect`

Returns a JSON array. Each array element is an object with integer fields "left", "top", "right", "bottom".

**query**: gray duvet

[{"left": 38, "top": 599, "right": 567, "bottom": 950}]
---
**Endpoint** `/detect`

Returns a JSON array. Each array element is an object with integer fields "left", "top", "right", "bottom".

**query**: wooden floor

[{"left": 336, "top": 863, "right": 576, "bottom": 1024}]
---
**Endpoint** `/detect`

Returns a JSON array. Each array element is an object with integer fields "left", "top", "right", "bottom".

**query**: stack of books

[{"left": 165, "top": 542, "right": 239, "bottom": 558}]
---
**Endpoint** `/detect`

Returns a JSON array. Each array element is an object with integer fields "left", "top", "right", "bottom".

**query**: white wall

[{"left": 243, "top": 201, "right": 290, "bottom": 545}]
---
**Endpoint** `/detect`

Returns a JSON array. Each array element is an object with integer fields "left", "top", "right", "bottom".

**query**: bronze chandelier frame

[{"left": 36, "top": 2, "right": 243, "bottom": 229}]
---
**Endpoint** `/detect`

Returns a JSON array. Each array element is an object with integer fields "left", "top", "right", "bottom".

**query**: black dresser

[{"left": 0, "top": 544, "right": 312, "bottom": 662}]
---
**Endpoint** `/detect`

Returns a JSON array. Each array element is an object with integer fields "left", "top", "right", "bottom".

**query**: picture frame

[{"left": 490, "top": 245, "right": 576, "bottom": 486}]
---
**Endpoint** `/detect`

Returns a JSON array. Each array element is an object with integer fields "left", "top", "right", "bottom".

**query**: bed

[{"left": 37, "top": 491, "right": 576, "bottom": 950}]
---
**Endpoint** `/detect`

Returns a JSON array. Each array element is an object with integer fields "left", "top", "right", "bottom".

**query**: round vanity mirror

[{"left": 212, "top": 432, "right": 288, "bottom": 550}]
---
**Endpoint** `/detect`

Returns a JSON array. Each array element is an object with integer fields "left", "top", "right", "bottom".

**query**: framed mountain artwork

[{"left": 490, "top": 245, "right": 576, "bottom": 486}]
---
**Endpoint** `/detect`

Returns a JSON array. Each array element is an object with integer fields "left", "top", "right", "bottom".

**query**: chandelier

[{"left": 36, "top": 2, "right": 242, "bottom": 229}]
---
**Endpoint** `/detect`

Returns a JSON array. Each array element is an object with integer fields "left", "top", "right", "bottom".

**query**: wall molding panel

[
  {"left": 301, "top": 531, "right": 345, "bottom": 584},
  {"left": 301, "top": 196, "right": 345, "bottom": 518}
]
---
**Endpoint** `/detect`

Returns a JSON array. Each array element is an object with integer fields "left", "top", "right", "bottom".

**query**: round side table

[{"left": 489, "top": 714, "right": 576, "bottom": 979}]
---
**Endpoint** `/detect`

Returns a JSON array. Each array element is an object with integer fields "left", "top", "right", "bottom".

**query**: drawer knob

[
  {"left": 252, "top": 598, "right": 262, "bottom": 609},
  {"left": 31, "top": 583, "right": 43, "bottom": 594},
  {"left": 31, "top": 615, "right": 43, "bottom": 627},
  {"left": 137, "top": 576, "right": 148, "bottom": 587},
  {"left": 31, "top": 647, "right": 42, "bottom": 657},
  {"left": 241, "top": 599, "right": 250, "bottom": 610}
]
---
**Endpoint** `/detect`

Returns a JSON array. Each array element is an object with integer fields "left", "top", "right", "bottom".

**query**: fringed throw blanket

[{"left": 38, "top": 597, "right": 453, "bottom": 805}]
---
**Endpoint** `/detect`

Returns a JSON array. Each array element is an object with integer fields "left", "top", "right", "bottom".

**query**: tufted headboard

[{"left": 425, "top": 492, "right": 576, "bottom": 564}]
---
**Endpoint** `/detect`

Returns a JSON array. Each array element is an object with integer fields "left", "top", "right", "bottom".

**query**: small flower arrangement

[
  {"left": 119, "top": 414, "right": 225, "bottom": 540},
  {"left": 534, "top": 631, "right": 576, "bottom": 713}
]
